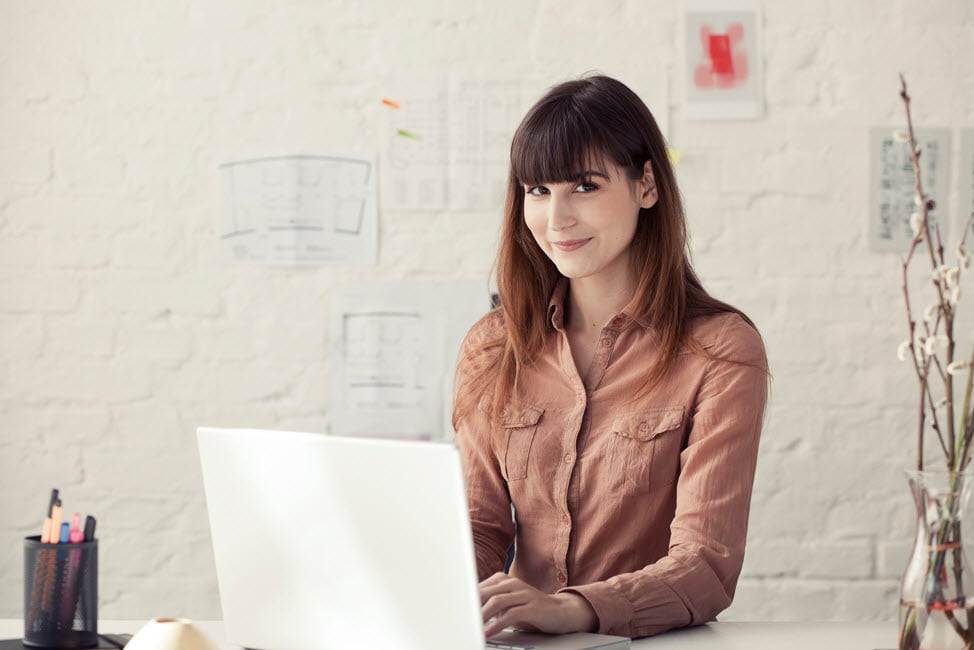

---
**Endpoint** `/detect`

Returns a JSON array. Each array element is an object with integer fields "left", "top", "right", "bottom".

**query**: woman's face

[{"left": 522, "top": 160, "right": 657, "bottom": 287}]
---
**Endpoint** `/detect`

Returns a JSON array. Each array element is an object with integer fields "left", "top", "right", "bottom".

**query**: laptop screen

[{"left": 197, "top": 427, "right": 486, "bottom": 650}]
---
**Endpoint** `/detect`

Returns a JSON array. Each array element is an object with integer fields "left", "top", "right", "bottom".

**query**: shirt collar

[{"left": 546, "top": 278, "right": 649, "bottom": 332}]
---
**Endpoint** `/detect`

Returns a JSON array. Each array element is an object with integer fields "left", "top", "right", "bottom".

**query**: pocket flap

[
  {"left": 499, "top": 403, "right": 544, "bottom": 428},
  {"left": 611, "top": 406, "right": 685, "bottom": 441}
]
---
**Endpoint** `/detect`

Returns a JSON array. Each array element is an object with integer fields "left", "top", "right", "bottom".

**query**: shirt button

[
  {"left": 557, "top": 572, "right": 567, "bottom": 584},
  {"left": 637, "top": 422, "right": 650, "bottom": 434},
  {"left": 599, "top": 337, "right": 612, "bottom": 347},
  {"left": 564, "top": 453, "right": 573, "bottom": 464}
]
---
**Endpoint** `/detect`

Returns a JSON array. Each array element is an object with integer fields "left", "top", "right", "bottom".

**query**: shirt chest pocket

[
  {"left": 498, "top": 404, "right": 544, "bottom": 482},
  {"left": 606, "top": 406, "right": 686, "bottom": 495}
]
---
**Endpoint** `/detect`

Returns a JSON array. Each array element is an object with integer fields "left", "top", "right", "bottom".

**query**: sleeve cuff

[{"left": 558, "top": 577, "right": 693, "bottom": 638}]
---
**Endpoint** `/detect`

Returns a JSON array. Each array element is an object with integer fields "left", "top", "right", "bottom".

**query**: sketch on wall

[
  {"left": 869, "top": 128, "right": 952, "bottom": 253},
  {"left": 683, "top": 1, "right": 763, "bottom": 120},
  {"left": 379, "top": 77, "right": 542, "bottom": 211},
  {"left": 330, "top": 281, "right": 491, "bottom": 441},
  {"left": 218, "top": 153, "right": 378, "bottom": 266},
  {"left": 961, "top": 129, "right": 974, "bottom": 238}
]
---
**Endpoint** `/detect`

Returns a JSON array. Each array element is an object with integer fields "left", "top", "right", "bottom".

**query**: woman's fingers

[
  {"left": 478, "top": 575, "right": 599, "bottom": 638},
  {"left": 479, "top": 574, "right": 551, "bottom": 637}
]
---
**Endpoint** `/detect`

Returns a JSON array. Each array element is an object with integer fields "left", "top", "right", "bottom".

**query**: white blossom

[
  {"left": 897, "top": 340, "right": 912, "bottom": 361},
  {"left": 910, "top": 212, "right": 925, "bottom": 236},
  {"left": 951, "top": 284, "right": 962, "bottom": 306},
  {"left": 934, "top": 265, "right": 952, "bottom": 281},
  {"left": 924, "top": 303, "right": 940, "bottom": 321},
  {"left": 936, "top": 397, "right": 948, "bottom": 408},
  {"left": 947, "top": 360, "right": 970, "bottom": 375},
  {"left": 915, "top": 334, "right": 928, "bottom": 353},
  {"left": 893, "top": 129, "right": 910, "bottom": 143},
  {"left": 915, "top": 193, "right": 926, "bottom": 207},
  {"left": 925, "top": 335, "right": 948, "bottom": 356},
  {"left": 945, "top": 266, "right": 961, "bottom": 286}
]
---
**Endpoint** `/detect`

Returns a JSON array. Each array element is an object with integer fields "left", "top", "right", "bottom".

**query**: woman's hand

[{"left": 478, "top": 573, "right": 598, "bottom": 638}]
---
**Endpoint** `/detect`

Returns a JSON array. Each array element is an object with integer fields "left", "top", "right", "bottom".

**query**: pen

[
  {"left": 29, "top": 489, "right": 59, "bottom": 630},
  {"left": 84, "top": 515, "right": 96, "bottom": 542},
  {"left": 59, "top": 522, "right": 70, "bottom": 544},
  {"left": 40, "top": 489, "right": 58, "bottom": 543},
  {"left": 61, "top": 514, "right": 86, "bottom": 628},
  {"left": 69, "top": 512, "right": 84, "bottom": 544}
]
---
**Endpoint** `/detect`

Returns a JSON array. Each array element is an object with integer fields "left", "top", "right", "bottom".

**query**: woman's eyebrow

[{"left": 573, "top": 170, "right": 610, "bottom": 180}]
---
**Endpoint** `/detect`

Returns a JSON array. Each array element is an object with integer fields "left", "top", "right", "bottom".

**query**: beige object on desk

[{"left": 124, "top": 618, "right": 218, "bottom": 650}]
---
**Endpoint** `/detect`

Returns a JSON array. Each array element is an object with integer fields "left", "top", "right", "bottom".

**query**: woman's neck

[{"left": 565, "top": 275, "right": 636, "bottom": 334}]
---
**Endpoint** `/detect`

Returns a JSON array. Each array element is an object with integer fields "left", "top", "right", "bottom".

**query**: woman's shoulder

[
  {"left": 687, "top": 310, "right": 767, "bottom": 366},
  {"left": 463, "top": 306, "right": 506, "bottom": 349},
  {"left": 456, "top": 308, "right": 507, "bottom": 376}
]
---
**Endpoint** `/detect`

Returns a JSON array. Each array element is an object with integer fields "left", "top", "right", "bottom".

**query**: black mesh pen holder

[{"left": 23, "top": 535, "right": 98, "bottom": 649}]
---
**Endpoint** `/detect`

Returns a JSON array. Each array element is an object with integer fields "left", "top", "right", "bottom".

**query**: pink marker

[{"left": 69, "top": 512, "right": 84, "bottom": 544}]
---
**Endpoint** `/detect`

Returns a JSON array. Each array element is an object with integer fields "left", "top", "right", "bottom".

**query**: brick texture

[{"left": 1, "top": 0, "right": 972, "bottom": 624}]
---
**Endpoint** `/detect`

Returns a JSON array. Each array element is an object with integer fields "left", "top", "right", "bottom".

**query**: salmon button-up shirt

[{"left": 453, "top": 284, "right": 768, "bottom": 638}]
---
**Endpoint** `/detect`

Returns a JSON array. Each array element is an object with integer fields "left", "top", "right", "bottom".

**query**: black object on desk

[
  {"left": 23, "top": 536, "right": 98, "bottom": 649},
  {"left": 0, "top": 636, "right": 130, "bottom": 650}
]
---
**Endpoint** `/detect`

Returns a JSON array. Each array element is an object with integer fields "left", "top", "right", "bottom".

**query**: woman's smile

[{"left": 552, "top": 238, "right": 592, "bottom": 252}]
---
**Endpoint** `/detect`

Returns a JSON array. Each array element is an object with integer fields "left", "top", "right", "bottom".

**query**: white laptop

[{"left": 197, "top": 427, "right": 630, "bottom": 650}]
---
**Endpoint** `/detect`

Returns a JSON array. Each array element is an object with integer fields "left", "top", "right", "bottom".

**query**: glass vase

[{"left": 899, "top": 469, "right": 974, "bottom": 650}]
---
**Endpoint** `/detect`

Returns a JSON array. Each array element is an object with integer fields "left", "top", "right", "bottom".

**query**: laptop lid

[{"left": 197, "top": 427, "right": 486, "bottom": 650}]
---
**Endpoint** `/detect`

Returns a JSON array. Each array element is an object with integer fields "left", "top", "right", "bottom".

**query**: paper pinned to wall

[
  {"left": 330, "top": 280, "right": 491, "bottom": 441},
  {"left": 379, "top": 77, "right": 543, "bottom": 211},
  {"left": 960, "top": 129, "right": 974, "bottom": 238},
  {"left": 218, "top": 153, "right": 378, "bottom": 266},
  {"left": 869, "top": 127, "right": 952, "bottom": 253},
  {"left": 379, "top": 82, "right": 450, "bottom": 211},
  {"left": 683, "top": 0, "right": 763, "bottom": 120},
  {"left": 445, "top": 77, "right": 542, "bottom": 209}
]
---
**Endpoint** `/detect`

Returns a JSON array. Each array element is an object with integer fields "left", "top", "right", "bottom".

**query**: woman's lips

[{"left": 552, "top": 238, "right": 591, "bottom": 252}]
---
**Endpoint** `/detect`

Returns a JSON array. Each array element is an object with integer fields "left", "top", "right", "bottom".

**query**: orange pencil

[
  {"left": 50, "top": 504, "right": 62, "bottom": 544},
  {"left": 29, "top": 490, "right": 59, "bottom": 631},
  {"left": 40, "top": 501, "right": 63, "bottom": 620}
]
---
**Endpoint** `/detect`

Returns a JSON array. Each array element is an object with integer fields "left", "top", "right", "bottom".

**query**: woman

[{"left": 452, "top": 74, "right": 768, "bottom": 640}]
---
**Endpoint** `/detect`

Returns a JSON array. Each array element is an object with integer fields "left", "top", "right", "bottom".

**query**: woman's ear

[{"left": 638, "top": 160, "right": 658, "bottom": 209}]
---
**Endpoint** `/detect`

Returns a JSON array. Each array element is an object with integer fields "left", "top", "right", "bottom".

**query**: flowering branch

[{"left": 897, "top": 74, "right": 974, "bottom": 473}]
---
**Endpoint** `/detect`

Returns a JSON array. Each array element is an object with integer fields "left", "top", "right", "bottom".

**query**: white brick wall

[{"left": 1, "top": 0, "right": 972, "bottom": 624}]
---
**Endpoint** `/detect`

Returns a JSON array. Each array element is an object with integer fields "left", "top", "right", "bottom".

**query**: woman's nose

[{"left": 547, "top": 194, "right": 576, "bottom": 231}]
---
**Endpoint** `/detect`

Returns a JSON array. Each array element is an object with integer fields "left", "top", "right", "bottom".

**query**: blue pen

[{"left": 59, "top": 522, "right": 70, "bottom": 544}]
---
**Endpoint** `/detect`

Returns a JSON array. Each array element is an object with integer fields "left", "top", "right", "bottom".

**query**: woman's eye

[
  {"left": 575, "top": 181, "right": 598, "bottom": 193},
  {"left": 525, "top": 185, "right": 549, "bottom": 196}
]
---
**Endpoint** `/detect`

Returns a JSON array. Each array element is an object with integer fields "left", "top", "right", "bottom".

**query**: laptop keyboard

[{"left": 485, "top": 641, "right": 536, "bottom": 650}]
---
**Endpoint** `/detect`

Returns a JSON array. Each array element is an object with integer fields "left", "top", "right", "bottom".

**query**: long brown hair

[{"left": 456, "top": 74, "right": 753, "bottom": 420}]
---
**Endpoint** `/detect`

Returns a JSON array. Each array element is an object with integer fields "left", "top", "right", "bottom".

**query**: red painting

[{"left": 693, "top": 23, "right": 749, "bottom": 89}]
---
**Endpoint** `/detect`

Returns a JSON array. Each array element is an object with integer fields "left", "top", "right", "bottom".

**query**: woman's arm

[
  {"left": 453, "top": 319, "right": 517, "bottom": 580},
  {"left": 561, "top": 316, "right": 769, "bottom": 637}
]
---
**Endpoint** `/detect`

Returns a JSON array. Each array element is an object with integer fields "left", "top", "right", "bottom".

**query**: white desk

[{"left": 0, "top": 619, "right": 895, "bottom": 649}]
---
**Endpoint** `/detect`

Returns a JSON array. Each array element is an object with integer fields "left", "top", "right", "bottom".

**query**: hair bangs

[{"left": 510, "top": 99, "right": 620, "bottom": 187}]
